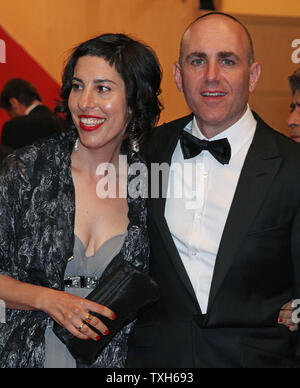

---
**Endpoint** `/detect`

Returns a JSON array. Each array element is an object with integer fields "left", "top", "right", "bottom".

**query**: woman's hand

[
  {"left": 278, "top": 301, "right": 298, "bottom": 332},
  {"left": 40, "top": 288, "right": 115, "bottom": 341}
]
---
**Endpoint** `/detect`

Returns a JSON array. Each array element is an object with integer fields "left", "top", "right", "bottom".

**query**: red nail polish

[
  {"left": 95, "top": 336, "right": 101, "bottom": 341},
  {"left": 104, "top": 330, "right": 109, "bottom": 336},
  {"left": 112, "top": 314, "right": 116, "bottom": 320},
  {"left": 279, "top": 318, "right": 283, "bottom": 323}
]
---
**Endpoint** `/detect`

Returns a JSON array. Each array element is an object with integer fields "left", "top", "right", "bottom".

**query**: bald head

[
  {"left": 173, "top": 11, "right": 261, "bottom": 137},
  {"left": 179, "top": 12, "right": 255, "bottom": 67}
]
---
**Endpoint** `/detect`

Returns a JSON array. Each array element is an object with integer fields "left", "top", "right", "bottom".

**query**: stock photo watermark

[
  {"left": 292, "top": 39, "right": 300, "bottom": 64},
  {"left": 292, "top": 299, "right": 300, "bottom": 324},
  {"left": 95, "top": 156, "right": 206, "bottom": 209},
  {"left": 0, "top": 39, "right": 6, "bottom": 64},
  {"left": 0, "top": 299, "right": 6, "bottom": 324}
]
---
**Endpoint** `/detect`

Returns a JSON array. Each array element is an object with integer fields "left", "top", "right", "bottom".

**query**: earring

[
  {"left": 131, "top": 139, "right": 139, "bottom": 153},
  {"left": 74, "top": 138, "right": 79, "bottom": 152}
]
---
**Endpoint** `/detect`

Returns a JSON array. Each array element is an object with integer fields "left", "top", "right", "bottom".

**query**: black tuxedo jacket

[
  {"left": 1, "top": 105, "right": 60, "bottom": 149},
  {"left": 127, "top": 113, "right": 300, "bottom": 368}
]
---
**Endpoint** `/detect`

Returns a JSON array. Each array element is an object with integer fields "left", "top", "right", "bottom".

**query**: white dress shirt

[{"left": 164, "top": 106, "right": 257, "bottom": 313}]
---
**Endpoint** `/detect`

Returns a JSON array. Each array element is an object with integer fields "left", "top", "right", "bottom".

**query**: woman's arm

[
  {"left": 0, "top": 274, "right": 115, "bottom": 341},
  {"left": 0, "top": 274, "right": 45, "bottom": 311},
  {"left": 278, "top": 301, "right": 298, "bottom": 332}
]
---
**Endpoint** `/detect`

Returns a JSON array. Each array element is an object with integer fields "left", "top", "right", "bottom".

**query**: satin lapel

[
  {"left": 149, "top": 115, "right": 199, "bottom": 302},
  {"left": 207, "top": 119, "right": 283, "bottom": 313}
]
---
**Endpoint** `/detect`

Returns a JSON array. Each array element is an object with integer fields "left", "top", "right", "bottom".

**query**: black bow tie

[{"left": 180, "top": 131, "right": 231, "bottom": 165}]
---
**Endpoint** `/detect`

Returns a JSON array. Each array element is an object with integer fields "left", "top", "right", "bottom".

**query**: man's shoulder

[
  {"left": 157, "top": 114, "right": 193, "bottom": 131},
  {"left": 3, "top": 130, "right": 74, "bottom": 173},
  {"left": 254, "top": 111, "right": 300, "bottom": 161},
  {"left": 2, "top": 115, "right": 26, "bottom": 130},
  {"left": 2, "top": 111, "right": 42, "bottom": 133},
  {"left": 1, "top": 117, "right": 27, "bottom": 145},
  {"left": 29, "top": 104, "right": 53, "bottom": 118},
  {"left": 143, "top": 114, "right": 192, "bottom": 160},
  {"left": 148, "top": 114, "right": 193, "bottom": 143}
]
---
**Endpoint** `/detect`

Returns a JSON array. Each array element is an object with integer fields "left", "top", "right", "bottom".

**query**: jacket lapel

[
  {"left": 148, "top": 115, "right": 199, "bottom": 303},
  {"left": 207, "top": 116, "right": 283, "bottom": 313}
]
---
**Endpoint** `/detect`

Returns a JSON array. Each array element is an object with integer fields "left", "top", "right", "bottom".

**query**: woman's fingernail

[
  {"left": 104, "top": 330, "right": 109, "bottom": 336},
  {"left": 278, "top": 318, "right": 283, "bottom": 323},
  {"left": 95, "top": 336, "right": 101, "bottom": 341},
  {"left": 112, "top": 313, "right": 116, "bottom": 320}
]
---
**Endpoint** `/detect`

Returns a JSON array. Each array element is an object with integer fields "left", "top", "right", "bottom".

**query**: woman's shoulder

[{"left": 1, "top": 130, "right": 76, "bottom": 181}]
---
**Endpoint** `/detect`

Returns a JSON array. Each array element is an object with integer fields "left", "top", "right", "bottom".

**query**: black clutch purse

[{"left": 53, "top": 260, "right": 159, "bottom": 365}]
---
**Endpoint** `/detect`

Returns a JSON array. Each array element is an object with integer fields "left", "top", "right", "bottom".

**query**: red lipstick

[{"left": 78, "top": 115, "right": 105, "bottom": 132}]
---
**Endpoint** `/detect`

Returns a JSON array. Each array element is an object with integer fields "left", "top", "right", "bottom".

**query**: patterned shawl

[{"left": 0, "top": 130, "right": 149, "bottom": 368}]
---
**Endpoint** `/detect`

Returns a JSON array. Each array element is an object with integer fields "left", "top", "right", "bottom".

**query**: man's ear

[
  {"left": 173, "top": 62, "right": 183, "bottom": 93},
  {"left": 9, "top": 97, "right": 19, "bottom": 109},
  {"left": 8, "top": 97, "right": 26, "bottom": 117},
  {"left": 249, "top": 62, "right": 261, "bottom": 94}
]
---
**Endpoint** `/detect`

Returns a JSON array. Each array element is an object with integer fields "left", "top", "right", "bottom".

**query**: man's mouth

[
  {"left": 201, "top": 91, "right": 227, "bottom": 97},
  {"left": 291, "top": 134, "right": 300, "bottom": 140},
  {"left": 78, "top": 115, "right": 105, "bottom": 132}
]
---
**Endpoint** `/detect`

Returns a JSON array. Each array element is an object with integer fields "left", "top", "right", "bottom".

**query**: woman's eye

[
  {"left": 71, "top": 83, "right": 82, "bottom": 91},
  {"left": 97, "top": 85, "right": 110, "bottom": 93}
]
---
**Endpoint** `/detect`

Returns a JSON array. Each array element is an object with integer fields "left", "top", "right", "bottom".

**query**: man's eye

[
  {"left": 221, "top": 59, "right": 235, "bottom": 65},
  {"left": 191, "top": 58, "right": 205, "bottom": 66}
]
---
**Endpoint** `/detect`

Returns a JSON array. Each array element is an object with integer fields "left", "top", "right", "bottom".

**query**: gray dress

[{"left": 44, "top": 232, "right": 127, "bottom": 368}]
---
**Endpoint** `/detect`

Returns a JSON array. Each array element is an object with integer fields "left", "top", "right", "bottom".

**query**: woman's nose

[{"left": 78, "top": 88, "right": 96, "bottom": 111}]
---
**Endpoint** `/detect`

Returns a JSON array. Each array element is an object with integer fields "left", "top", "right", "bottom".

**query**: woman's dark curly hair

[{"left": 56, "top": 33, "right": 163, "bottom": 155}]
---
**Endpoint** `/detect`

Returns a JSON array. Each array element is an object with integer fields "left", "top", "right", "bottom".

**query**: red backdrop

[{"left": 0, "top": 26, "right": 61, "bottom": 140}]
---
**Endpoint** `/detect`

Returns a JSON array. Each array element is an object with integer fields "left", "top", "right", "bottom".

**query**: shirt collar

[
  {"left": 25, "top": 102, "right": 42, "bottom": 116},
  {"left": 188, "top": 105, "right": 257, "bottom": 158}
]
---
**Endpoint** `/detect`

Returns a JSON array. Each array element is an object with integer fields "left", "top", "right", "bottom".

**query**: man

[
  {"left": 127, "top": 12, "right": 300, "bottom": 368},
  {"left": 0, "top": 78, "right": 60, "bottom": 149},
  {"left": 287, "top": 68, "right": 300, "bottom": 142}
]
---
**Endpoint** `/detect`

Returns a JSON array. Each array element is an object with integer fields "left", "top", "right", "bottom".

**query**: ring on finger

[
  {"left": 85, "top": 313, "right": 93, "bottom": 323},
  {"left": 78, "top": 322, "right": 86, "bottom": 332}
]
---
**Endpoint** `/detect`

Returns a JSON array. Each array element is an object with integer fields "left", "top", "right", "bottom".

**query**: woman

[{"left": 0, "top": 33, "right": 162, "bottom": 368}]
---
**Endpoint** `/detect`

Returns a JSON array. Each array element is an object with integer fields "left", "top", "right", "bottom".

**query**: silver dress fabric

[{"left": 44, "top": 232, "right": 127, "bottom": 368}]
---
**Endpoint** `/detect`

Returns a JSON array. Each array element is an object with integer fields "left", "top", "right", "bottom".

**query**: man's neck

[
  {"left": 25, "top": 100, "right": 42, "bottom": 116},
  {"left": 195, "top": 106, "right": 248, "bottom": 139}
]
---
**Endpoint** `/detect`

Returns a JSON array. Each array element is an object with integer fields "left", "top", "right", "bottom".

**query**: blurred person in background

[
  {"left": 287, "top": 68, "right": 300, "bottom": 142},
  {"left": 0, "top": 78, "right": 62, "bottom": 149}
]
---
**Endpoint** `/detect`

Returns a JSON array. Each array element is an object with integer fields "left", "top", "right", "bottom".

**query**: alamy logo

[
  {"left": 0, "top": 299, "right": 5, "bottom": 323},
  {"left": 292, "top": 299, "right": 300, "bottom": 324},
  {"left": 291, "top": 39, "right": 300, "bottom": 64},
  {"left": 0, "top": 39, "right": 6, "bottom": 63}
]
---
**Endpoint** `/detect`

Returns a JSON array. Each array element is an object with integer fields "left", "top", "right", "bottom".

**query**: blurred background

[{"left": 1, "top": 0, "right": 300, "bottom": 137}]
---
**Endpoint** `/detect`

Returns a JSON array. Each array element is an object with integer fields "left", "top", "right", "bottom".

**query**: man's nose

[
  {"left": 287, "top": 110, "right": 300, "bottom": 128},
  {"left": 206, "top": 61, "right": 219, "bottom": 83}
]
